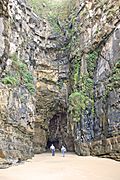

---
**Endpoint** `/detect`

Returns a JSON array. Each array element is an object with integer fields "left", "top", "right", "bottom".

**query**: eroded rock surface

[{"left": 69, "top": 0, "right": 120, "bottom": 160}]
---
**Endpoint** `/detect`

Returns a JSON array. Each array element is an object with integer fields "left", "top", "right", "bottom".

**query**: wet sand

[{"left": 0, "top": 153, "right": 120, "bottom": 180}]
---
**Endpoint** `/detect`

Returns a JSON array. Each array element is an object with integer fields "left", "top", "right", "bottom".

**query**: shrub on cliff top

[{"left": 28, "top": 0, "right": 77, "bottom": 20}]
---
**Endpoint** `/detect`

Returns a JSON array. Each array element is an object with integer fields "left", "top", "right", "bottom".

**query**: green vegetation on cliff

[
  {"left": 69, "top": 51, "right": 98, "bottom": 122},
  {"left": 87, "top": 51, "right": 98, "bottom": 78},
  {"left": 104, "top": 59, "right": 120, "bottom": 98},
  {"left": 2, "top": 75, "right": 18, "bottom": 86},
  {"left": 28, "top": 0, "right": 76, "bottom": 19},
  {"left": 2, "top": 54, "right": 35, "bottom": 94},
  {"left": 69, "top": 91, "right": 90, "bottom": 122},
  {"left": 28, "top": 0, "right": 77, "bottom": 32}
]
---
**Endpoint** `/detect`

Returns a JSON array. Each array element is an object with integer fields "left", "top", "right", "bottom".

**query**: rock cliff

[
  {"left": 67, "top": 0, "right": 120, "bottom": 160},
  {"left": 0, "top": 0, "right": 37, "bottom": 166}
]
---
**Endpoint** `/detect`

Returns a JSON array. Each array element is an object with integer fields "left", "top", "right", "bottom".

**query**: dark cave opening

[
  {"left": 46, "top": 139, "right": 60, "bottom": 150},
  {"left": 46, "top": 114, "right": 61, "bottom": 150},
  {"left": 46, "top": 113, "right": 67, "bottom": 150},
  {"left": 45, "top": 111, "right": 74, "bottom": 152}
]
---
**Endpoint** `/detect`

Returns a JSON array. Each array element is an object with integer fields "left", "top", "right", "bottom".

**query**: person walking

[
  {"left": 50, "top": 144, "right": 55, "bottom": 156},
  {"left": 61, "top": 145, "right": 66, "bottom": 157}
]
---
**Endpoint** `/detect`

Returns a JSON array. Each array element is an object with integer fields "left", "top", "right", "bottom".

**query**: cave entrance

[
  {"left": 46, "top": 113, "right": 67, "bottom": 150},
  {"left": 47, "top": 139, "right": 59, "bottom": 149}
]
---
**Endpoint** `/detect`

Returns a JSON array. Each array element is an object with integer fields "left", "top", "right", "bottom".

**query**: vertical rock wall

[
  {"left": 92, "top": 23, "right": 120, "bottom": 160},
  {"left": 0, "top": 0, "right": 39, "bottom": 165},
  {"left": 68, "top": 0, "right": 120, "bottom": 160},
  {"left": 34, "top": 30, "right": 74, "bottom": 153}
]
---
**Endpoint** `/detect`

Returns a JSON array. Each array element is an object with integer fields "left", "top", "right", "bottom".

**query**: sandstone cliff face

[
  {"left": 68, "top": 0, "right": 120, "bottom": 160},
  {"left": 34, "top": 24, "right": 74, "bottom": 153},
  {"left": 0, "top": 0, "right": 37, "bottom": 166},
  {"left": 34, "top": 29, "right": 71, "bottom": 153},
  {"left": 92, "top": 22, "right": 120, "bottom": 160}
]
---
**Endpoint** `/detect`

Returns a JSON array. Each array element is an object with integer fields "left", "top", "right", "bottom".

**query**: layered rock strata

[
  {"left": 0, "top": 0, "right": 37, "bottom": 165},
  {"left": 69, "top": 0, "right": 120, "bottom": 160}
]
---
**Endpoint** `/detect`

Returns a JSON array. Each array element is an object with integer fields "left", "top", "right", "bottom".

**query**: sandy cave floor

[{"left": 0, "top": 153, "right": 120, "bottom": 180}]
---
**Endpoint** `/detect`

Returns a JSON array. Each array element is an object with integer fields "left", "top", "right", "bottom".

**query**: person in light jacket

[
  {"left": 61, "top": 145, "right": 66, "bottom": 157},
  {"left": 50, "top": 144, "right": 55, "bottom": 156}
]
